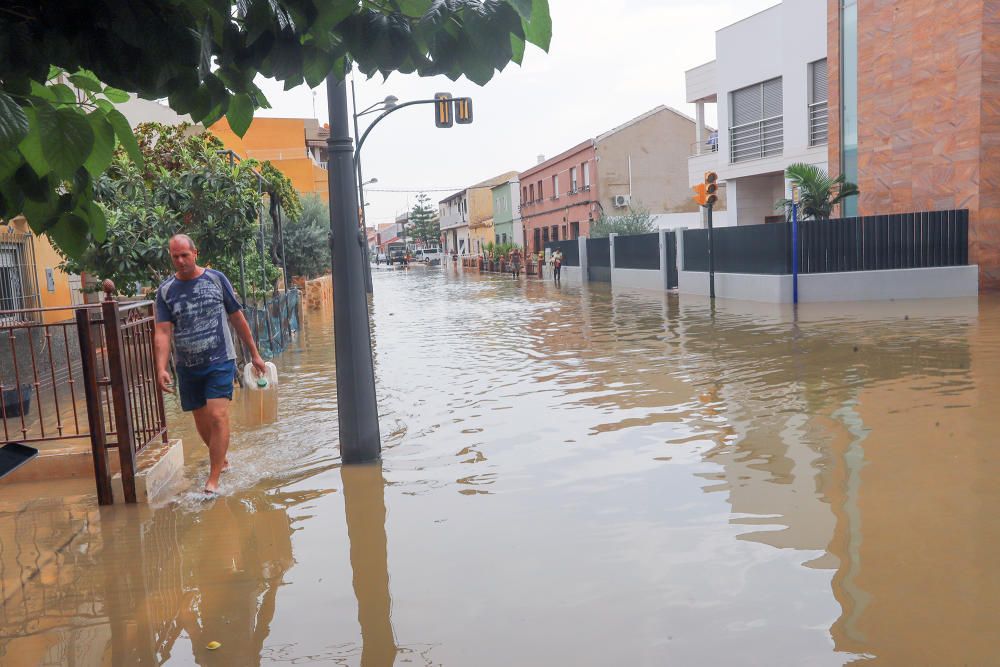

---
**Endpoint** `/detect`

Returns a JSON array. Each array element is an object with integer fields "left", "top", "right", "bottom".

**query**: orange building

[{"left": 210, "top": 117, "right": 330, "bottom": 202}]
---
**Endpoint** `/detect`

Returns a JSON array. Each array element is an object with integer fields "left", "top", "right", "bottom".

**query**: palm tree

[{"left": 775, "top": 163, "right": 859, "bottom": 220}]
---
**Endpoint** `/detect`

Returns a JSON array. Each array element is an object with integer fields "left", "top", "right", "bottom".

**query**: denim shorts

[{"left": 176, "top": 360, "right": 236, "bottom": 412}]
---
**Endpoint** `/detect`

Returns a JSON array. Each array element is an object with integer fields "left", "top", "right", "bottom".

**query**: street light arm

[{"left": 355, "top": 98, "right": 439, "bottom": 165}]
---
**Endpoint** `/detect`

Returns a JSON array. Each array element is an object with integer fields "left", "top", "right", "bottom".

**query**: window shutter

[
  {"left": 811, "top": 59, "right": 828, "bottom": 103},
  {"left": 731, "top": 84, "right": 762, "bottom": 126},
  {"left": 762, "top": 77, "right": 783, "bottom": 119}
]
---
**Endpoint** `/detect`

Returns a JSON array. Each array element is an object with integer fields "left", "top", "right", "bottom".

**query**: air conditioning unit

[{"left": 613, "top": 194, "right": 630, "bottom": 208}]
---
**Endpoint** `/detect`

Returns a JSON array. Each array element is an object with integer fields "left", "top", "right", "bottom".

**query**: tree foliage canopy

[
  {"left": 589, "top": 205, "right": 655, "bottom": 238},
  {"left": 60, "top": 122, "right": 292, "bottom": 296},
  {"left": 283, "top": 194, "right": 331, "bottom": 279},
  {"left": 0, "top": 0, "right": 551, "bottom": 257},
  {"left": 408, "top": 193, "right": 440, "bottom": 245}
]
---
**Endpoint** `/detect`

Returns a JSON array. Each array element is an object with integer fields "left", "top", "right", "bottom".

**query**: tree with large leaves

[
  {"left": 0, "top": 0, "right": 552, "bottom": 257},
  {"left": 775, "top": 163, "right": 860, "bottom": 220},
  {"left": 283, "top": 194, "right": 331, "bottom": 279},
  {"left": 61, "top": 123, "right": 293, "bottom": 297}
]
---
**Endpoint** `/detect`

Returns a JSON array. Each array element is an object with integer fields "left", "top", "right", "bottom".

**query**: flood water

[{"left": 2, "top": 265, "right": 999, "bottom": 665}]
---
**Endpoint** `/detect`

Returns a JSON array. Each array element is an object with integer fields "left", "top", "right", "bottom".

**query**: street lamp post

[
  {"left": 325, "top": 73, "right": 381, "bottom": 464},
  {"left": 351, "top": 71, "right": 398, "bottom": 295}
]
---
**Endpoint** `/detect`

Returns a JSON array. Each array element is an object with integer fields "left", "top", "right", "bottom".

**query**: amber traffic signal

[
  {"left": 692, "top": 171, "right": 719, "bottom": 207},
  {"left": 455, "top": 97, "right": 473, "bottom": 124},
  {"left": 434, "top": 92, "right": 453, "bottom": 128}
]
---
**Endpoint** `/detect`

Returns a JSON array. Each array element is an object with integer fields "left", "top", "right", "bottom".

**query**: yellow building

[
  {"left": 1, "top": 217, "right": 80, "bottom": 324},
  {"left": 209, "top": 117, "right": 330, "bottom": 202},
  {"left": 468, "top": 171, "right": 517, "bottom": 254}
]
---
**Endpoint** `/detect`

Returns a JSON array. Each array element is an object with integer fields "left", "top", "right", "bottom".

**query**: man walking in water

[{"left": 154, "top": 234, "right": 266, "bottom": 494}]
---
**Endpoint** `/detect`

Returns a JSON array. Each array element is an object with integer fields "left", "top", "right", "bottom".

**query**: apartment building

[
  {"left": 686, "top": 0, "right": 829, "bottom": 226},
  {"left": 210, "top": 117, "right": 330, "bottom": 201},
  {"left": 521, "top": 106, "right": 700, "bottom": 254},
  {"left": 491, "top": 178, "right": 522, "bottom": 246},
  {"left": 440, "top": 172, "right": 518, "bottom": 256}
]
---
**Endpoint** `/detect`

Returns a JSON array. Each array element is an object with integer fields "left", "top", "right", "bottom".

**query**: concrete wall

[
  {"left": 595, "top": 107, "right": 700, "bottom": 215},
  {"left": 678, "top": 266, "right": 980, "bottom": 303},
  {"left": 652, "top": 210, "right": 732, "bottom": 230},
  {"left": 729, "top": 173, "right": 787, "bottom": 226},
  {"left": 611, "top": 268, "right": 663, "bottom": 291}
]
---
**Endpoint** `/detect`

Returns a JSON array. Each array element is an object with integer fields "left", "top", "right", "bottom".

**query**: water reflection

[
  {"left": 343, "top": 464, "right": 397, "bottom": 667},
  {"left": 2, "top": 266, "right": 999, "bottom": 665}
]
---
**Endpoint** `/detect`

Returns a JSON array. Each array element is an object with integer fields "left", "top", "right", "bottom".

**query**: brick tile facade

[{"left": 829, "top": 0, "right": 1000, "bottom": 288}]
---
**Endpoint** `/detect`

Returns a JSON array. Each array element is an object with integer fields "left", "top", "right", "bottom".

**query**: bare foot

[{"left": 204, "top": 478, "right": 220, "bottom": 495}]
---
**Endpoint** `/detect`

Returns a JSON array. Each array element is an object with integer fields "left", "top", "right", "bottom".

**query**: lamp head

[{"left": 383, "top": 95, "right": 399, "bottom": 110}]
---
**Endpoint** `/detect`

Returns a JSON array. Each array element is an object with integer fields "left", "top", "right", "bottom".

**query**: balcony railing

[
  {"left": 729, "top": 116, "right": 783, "bottom": 164},
  {"left": 690, "top": 139, "right": 719, "bottom": 157},
  {"left": 809, "top": 102, "right": 828, "bottom": 146}
]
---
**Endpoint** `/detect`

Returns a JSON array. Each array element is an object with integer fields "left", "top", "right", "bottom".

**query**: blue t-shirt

[{"left": 155, "top": 269, "right": 242, "bottom": 369}]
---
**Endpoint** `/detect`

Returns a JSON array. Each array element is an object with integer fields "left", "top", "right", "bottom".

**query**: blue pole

[{"left": 792, "top": 202, "right": 799, "bottom": 305}]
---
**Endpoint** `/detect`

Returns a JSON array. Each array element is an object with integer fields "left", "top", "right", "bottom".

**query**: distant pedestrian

[
  {"left": 552, "top": 249, "right": 563, "bottom": 283},
  {"left": 538, "top": 250, "right": 545, "bottom": 278},
  {"left": 154, "top": 234, "right": 266, "bottom": 495},
  {"left": 510, "top": 247, "right": 523, "bottom": 278}
]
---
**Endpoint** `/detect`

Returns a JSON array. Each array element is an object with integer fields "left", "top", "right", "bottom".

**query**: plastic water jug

[
  {"left": 243, "top": 361, "right": 278, "bottom": 389},
  {"left": 241, "top": 362, "right": 279, "bottom": 425}
]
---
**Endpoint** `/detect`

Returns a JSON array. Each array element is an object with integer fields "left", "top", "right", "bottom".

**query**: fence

[
  {"left": 798, "top": 210, "right": 968, "bottom": 273},
  {"left": 76, "top": 285, "right": 167, "bottom": 505},
  {"left": 587, "top": 237, "right": 611, "bottom": 282},
  {"left": 243, "top": 288, "right": 300, "bottom": 360},
  {"left": 684, "top": 223, "right": 791, "bottom": 274},
  {"left": 0, "top": 284, "right": 167, "bottom": 505},
  {"left": 683, "top": 209, "right": 969, "bottom": 275},
  {"left": 545, "top": 240, "right": 580, "bottom": 266},
  {"left": 614, "top": 233, "right": 660, "bottom": 270}
]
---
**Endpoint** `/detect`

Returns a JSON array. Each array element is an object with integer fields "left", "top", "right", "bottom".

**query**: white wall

[
  {"left": 714, "top": 0, "right": 828, "bottom": 183},
  {"left": 652, "top": 211, "right": 732, "bottom": 230},
  {"left": 728, "top": 173, "right": 787, "bottom": 226}
]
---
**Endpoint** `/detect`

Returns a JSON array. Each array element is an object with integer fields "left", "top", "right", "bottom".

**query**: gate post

[
  {"left": 659, "top": 228, "right": 669, "bottom": 290},
  {"left": 578, "top": 236, "right": 589, "bottom": 281},
  {"left": 609, "top": 233, "right": 618, "bottom": 284},
  {"left": 102, "top": 284, "right": 138, "bottom": 503},
  {"left": 75, "top": 306, "right": 113, "bottom": 505}
]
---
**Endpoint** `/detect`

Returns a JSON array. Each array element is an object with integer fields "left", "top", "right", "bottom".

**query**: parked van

[{"left": 414, "top": 248, "right": 443, "bottom": 264}]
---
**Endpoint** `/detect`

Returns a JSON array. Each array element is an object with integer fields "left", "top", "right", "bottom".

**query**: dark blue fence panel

[
  {"left": 587, "top": 237, "right": 611, "bottom": 282},
  {"left": 545, "top": 240, "right": 579, "bottom": 266},
  {"left": 798, "top": 209, "right": 969, "bottom": 273},
  {"left": 614, "top": 233, "right": 660, "bottom": 270},
  {"left": 684, "top": 223, "right": 791, "bottom": 274}
]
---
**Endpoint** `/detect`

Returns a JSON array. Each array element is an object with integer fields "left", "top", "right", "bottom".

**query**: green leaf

[
  {"left": 510, "top": 33, "right": 525, "bottom": 65},
  {"left": 396, "top": 0, "right": 433, "bottom": 17},
  {"left": 46, "top": 65, "right": 62, "bottom": 81},
  {"left": 105, "top": 109, "right": 145, "bottom": 169},
  {"left": 39, "top": 106, "right": 94, "bottom": 178},
  {"left": 48, "top": 212, "right": 90, "bottom": 259},
  {"left": 86, "top": 200, "right": 107, "bottom": 242},
  {"left": 0, "top": 150, "right": 22, "bottom": 182},
  {"left": 83, "top": 112, "right": 115, "bottom": 177},
  {"left": 0, "top": 91, "right": 30, "bottom": 151},
  {"left": 17, "top": 108, "right": 51, "bottom": 177},
  {"left": 69, "top": 72, "right": 103, "bottom": 93},
  {"left": 103, "top": 87, "right": 130, "bottom": 103},
  {"left": 523, "top": 0, "right": 552, "bottom": 50},
  {"left": 49, "top": 83, "right": 77, "bottom": 104},
  {"left": 226, "top": 93, "right": 254, "bottom": 137}
]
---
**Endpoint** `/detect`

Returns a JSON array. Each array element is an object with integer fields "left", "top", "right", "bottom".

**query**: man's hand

[
  {"left": 158, "top": 369, "right": 174, "bottom": 393},
  {"left": 251, "top": 354, "right": 268, "bottom": 377}
]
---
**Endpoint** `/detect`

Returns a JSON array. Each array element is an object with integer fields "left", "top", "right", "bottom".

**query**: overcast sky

[{"left": 255, "top": 0, "right": 777, "bottom": 227}]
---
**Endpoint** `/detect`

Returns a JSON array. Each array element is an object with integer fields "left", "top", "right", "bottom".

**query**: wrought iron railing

[
  {"left": 729, "top": 116, "right": 783, "bottom": 163},
  {"left": 809, "top": 102, "right": 828, "bottom": 146}
]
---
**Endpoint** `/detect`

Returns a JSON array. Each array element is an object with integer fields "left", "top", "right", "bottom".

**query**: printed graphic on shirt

[{"left": 156, "top": 270, "right": 240, "bottom": 369}]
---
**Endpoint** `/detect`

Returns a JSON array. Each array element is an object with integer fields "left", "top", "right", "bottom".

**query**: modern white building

[{"left": 686, "top": 0, "right": 828, "bottom": 226}]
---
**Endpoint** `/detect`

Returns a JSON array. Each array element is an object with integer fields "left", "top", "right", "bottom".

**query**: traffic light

[
  {"left": 455, "top": 97, "right": 473, "bottom": 124},
  {"left": 692, "top": 171, "right": 719, "bottom": 207},
  {"left": 434, "top": 93, "right": 453, "bottom": 128}
]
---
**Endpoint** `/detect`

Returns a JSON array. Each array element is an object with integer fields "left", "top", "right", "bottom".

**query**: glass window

[
  {"left": 552, "top": 174, "right": 559, "bottom": 198},
  {"left": 583, "top": 162, "right": 590, "bottom": 189},
  {"left": 570, "top": 166, "right": 578, "bottom": 192}
]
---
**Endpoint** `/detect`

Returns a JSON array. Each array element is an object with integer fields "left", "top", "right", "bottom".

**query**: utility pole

[
  {"left": 692, "top": 171, "right": 719, "bottom": 300},
  {"left": 325, "top": 74, "right": 381, "bottom": 463}
]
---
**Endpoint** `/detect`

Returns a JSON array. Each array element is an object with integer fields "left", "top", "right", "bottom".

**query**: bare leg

[
  {"left": 192, "top": 402, "right": 230, "bottom": 472},
  {"left": 193, "top": 398, "right": 231, "bottom": 493}
]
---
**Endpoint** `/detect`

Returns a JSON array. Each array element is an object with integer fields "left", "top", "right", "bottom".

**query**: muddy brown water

[{"left": 2, "top": 265, "right": 999, "bottom": 665}]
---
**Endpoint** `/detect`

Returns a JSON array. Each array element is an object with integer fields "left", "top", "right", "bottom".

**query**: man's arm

[
  {"left": 229, "top": 310, "right": 267, "bottom": 376},
  {"left": 154, "top": 321, "right": 174, "bottom": 393}
]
